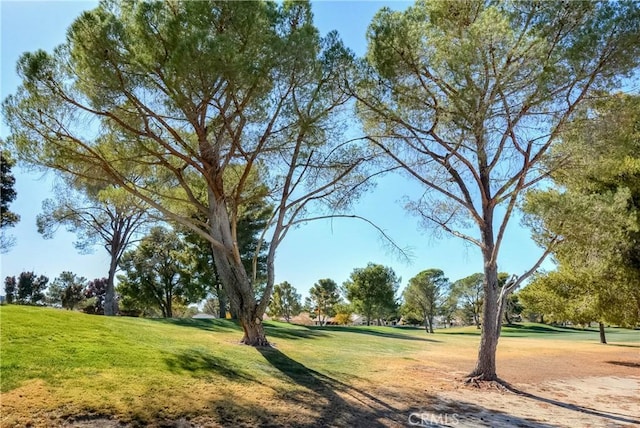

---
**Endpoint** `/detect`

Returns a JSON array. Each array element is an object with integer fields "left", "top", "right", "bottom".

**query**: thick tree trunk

[
  {"left": 599, "top": 322, "right": 607, "bottom": 344},
  {"left": 104, "top": 256, "right": 119, "bottom": 316},
  {"left": 468, "top": 253, "right": 500, "bottom": 381},
  {"left": 207, "top": 189, "right": 269, "bottom": 346}
]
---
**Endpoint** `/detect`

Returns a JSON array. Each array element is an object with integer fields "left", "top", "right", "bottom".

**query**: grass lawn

[{"left": 1, "top": 305, "right": 638, "bottom": 427}]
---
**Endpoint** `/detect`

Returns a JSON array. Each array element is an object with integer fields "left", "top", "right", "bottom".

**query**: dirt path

[{"left": 379, "top": 337, "right": 640, "bottom": 427}]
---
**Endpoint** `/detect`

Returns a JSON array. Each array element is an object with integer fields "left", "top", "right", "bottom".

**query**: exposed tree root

[
  {"left": 239, "top": 337, "right": 272, "bottom": 347},
  {"left": 463, "top": 375, "right": 513, "bottom": 392}
]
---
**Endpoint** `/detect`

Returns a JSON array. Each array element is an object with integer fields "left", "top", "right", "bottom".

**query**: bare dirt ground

[
  {"left": 378, "top": 336, "right": 640, "bottom": 428},
  {"left": 3, "top": 336, "right": 639, "bottom": 427}
]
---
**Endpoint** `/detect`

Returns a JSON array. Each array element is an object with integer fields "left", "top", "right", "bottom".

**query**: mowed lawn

[{"left": 1, "top": 305, "right": 638, "bottom": 427}]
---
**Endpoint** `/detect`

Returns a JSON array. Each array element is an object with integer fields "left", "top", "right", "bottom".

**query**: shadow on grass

[
  {"left": 149, "top": 317, "right": 241, "bottom": 333},
  {"left": 165, "top": 348, "right": 255, "bottom": 383},
  {"left": 264, "top": 323, "right": 331, "bottom": 341},
  {"left": 311, "top": 325, "right": 441, "bottom": 342},
  {"left": 441, "top": 324, "right": 588, "bottom": 337},
  {"left": 257, "top": 346, "right": 408, "bottom": 427},
  {"left": 501, "top": 381, "right": 640, "bottom": 426}
]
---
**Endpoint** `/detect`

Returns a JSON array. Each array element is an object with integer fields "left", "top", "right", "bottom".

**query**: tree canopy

[
  {"left": 307, "top": 278, "right": 340, "bottom": 326},
  {"left": 268, "top": 281, "right": 302, "bottom": 322},
  {"left": 0, "top": 148, "right": 20, "bottom": 252},
  {"left": 522, "top": 93, "right": 640, "bottom": 339},
  {"left": 403, "top": 269, "right": 448, "bottom": 333},
  {"left": 344, "top": 263, "right": 399, "bottom": 326},
  {"left": 118, "top": 227, "right": 205, "bottom": 318}
]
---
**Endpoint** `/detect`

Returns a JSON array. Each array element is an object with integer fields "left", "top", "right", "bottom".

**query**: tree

[
  {"left": 37, "top": 182, "right": 149, "bottom": 315},
  {"left": 46, "top": 281, "right": 65, "bottom": 307},
  {"left": 5, "top": 1, "right": 371, "bottom": 346},
  {"left": 84, "top": 277, "right": 108, "bottom": 315},
  {"left": 353, "top": 0, "right": 640, "bottom": 380},
  {"left": 333, "top": 302, "right": 354, "bottom": 325},
  {"left": 522, "top": 94, "right": 640, "bottom": 343},
  {"left": 4, "top": 276, "right": 16, "bottom": 304},
  {"left": 307, "top": 279, "right": 341, "bottom": 326},
  {"left": 1, "top": 148, "right": 20, "bottom": 252},
  {"left": 503, "top": 294, "right": 523, "bottom": 325},
  {"left": 48, "top": 271, "right": 87, "bottom": 310},
  {"left": 118, "top": 227, "right": 206, "bottom": 318},
  {"left": 268, "top": 281, "right": 302, "bottom": 322},
  {"left": 344, "top": 263, "right": 400, "bottom": 326},
  {"left": 450, "top": 273, "right": 484, "bottom": 328},
  {"left": 403, "top": 269, "right": 449, "bottom": 333},
  {"left": 15, "top": 272, "right": 48, "bottom": 305}
]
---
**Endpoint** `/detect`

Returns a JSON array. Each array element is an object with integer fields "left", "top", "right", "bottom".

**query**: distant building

[{"left": 192, "top": 313, "right": 217, "bottom": 319}]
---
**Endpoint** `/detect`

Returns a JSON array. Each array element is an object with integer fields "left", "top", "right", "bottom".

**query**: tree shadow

[
  {"left": 311, "top": 325, "right": 441, "bottom": 342},
  {"left": 256, "top": 346, "right": 408, "bottom": 427},
  {"left": 608, "top": 343, "right": 640, "bottom": 348},
  {"left": 164, "top": 348, "right": 255, "bottom": 383},
  {"left": 264, "top": 323, "right": 331, "bottom": 341},
  {"left": 149, "top": 317, "right": 241, "bottom": 333},
  {"left": 606, "top": 360, "right": 640, "bottom": 368},
  {"left": 503, "top": 324, "right": 583, "bottom": 334},
  {"left": 500, "top": 381, "right": 640, "bottom": 426}
]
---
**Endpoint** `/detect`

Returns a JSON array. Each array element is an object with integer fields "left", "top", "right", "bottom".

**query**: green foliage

[
  {"left": 306, "top": 278, "right": 341, "bottom": 326},
  {"left": 118, "top": 227, "right": 206, "bottom": 318},
  {"left": 333, "top": 302, "right": 354, "bottom": 325},
  {"left": 268, "top": 281, "right": 302, "bottom": 322},
  {"left": 450, "top": 273, "right": 484, "bottom": 327},
  {"left": 522, "top": 94, "right": 640, "bottom": 329},
  {"left": 48, "top": 271, "right": 88, "bottom": 310},
  {"left": 402, "top": 269, "right": 449, "bottom": 333},
  {"left": 11, "top": 272, "right": 49, "bottom": 305},
  {"left": 83, "top": 278, "right": 108, "bottom": 315},
  {"left": 344, "top": 263, "right": 400, "bottom": 326},
  {"left": 3, "top": 276, "right": 16, "bottom": 304},
  {"left": 0, "top": 148, "right": 20, "bottom": 252}
]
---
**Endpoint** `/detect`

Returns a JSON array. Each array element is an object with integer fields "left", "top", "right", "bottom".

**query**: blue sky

[{"left": 0, "top": 1, "right": 550, "bottom": 299}]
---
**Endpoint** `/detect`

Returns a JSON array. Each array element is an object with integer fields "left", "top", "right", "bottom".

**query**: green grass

[
  {"left": 1, "top": 305, "right": 638, "bottom": 425},
  {"left": 434, "top": 322, "right": 640, "bottom": 342}
]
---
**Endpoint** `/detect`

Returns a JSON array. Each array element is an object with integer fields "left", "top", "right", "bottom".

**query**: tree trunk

[
  {"left": 207, "top": 189, "right": 269, "bottom": 346},
  {"left": 599, "top": 322, "right": 607, "bottom": 344},
  {"left": 468, "top": 255, "right": 500, "bottom": 381},
  {"left": 104, "top": 255, "right": 119, "bottom": 316},
  {"left": 214, "top": 283, "right": 227, "bottom": 319}
]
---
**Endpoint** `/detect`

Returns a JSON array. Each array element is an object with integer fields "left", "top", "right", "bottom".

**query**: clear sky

[{"left": 0, "top": 1, "right": 551, "bottom": 300}]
